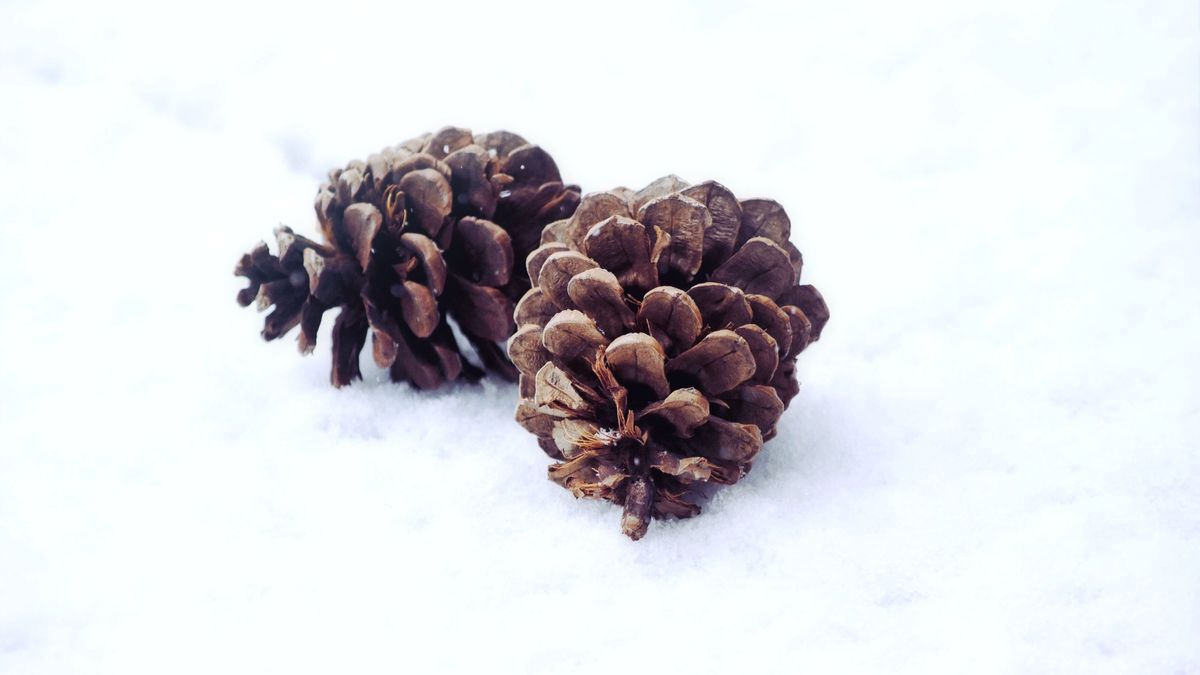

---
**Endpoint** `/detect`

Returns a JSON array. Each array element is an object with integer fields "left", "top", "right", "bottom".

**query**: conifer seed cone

[
  {"left": 235, "top": 127, "right": 581, "bottom": 388},
  {"left": 508, "top": 176, "right": 829, "bottom": 540}
]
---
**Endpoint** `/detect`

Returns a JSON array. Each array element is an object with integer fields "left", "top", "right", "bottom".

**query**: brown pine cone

[
  {"left": 507, "top": 176, "right": 829, "bottom": 540},
  {"left": 235, "top": 127, "right": 581, "bottom": 388}
]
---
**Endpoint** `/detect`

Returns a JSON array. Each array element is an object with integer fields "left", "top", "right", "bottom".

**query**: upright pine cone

[
  {"left": 234, "top": 127, "right": 581, "bottom": 388},
  {"left": 507, "top": 176, "right": 829, "bottom": 540}
]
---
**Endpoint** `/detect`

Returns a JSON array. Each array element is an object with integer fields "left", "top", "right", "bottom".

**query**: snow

[{"left": 1, "top": 0, "right": 1198, "bottom": 672}]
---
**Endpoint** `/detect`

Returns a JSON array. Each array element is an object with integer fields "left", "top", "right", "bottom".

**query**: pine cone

[
  {"left": 235, "top": 127, "right": 581, "bottom": 388},
  {"left": 507, "top": 176, "right": 829, "bottom": 540}
]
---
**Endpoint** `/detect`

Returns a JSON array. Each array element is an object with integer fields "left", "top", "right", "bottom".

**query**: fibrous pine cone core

[
  {"left": 509, "top": 175, "right": 830, "bottom": 540},
  {"left": 235, "top": 127, "right": 581, "bottom": 388}
]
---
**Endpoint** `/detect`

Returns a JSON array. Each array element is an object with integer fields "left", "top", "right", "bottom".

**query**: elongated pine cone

[
  {"left": 507, "top": 176, "right": 829, "bottom": 540},
  {"left": 234, "top": 127, "right": 581, "bottom": 388}
]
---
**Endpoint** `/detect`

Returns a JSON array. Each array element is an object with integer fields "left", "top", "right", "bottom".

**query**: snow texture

[{"left": 1, "top": 1, "right": 1198, "bottom": 672}]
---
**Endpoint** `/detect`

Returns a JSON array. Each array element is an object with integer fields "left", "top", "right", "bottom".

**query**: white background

[{"left": 1, "top": 0, "right": 1197, "bottom": 672}]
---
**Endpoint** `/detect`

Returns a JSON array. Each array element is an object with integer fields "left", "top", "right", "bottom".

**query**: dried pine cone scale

[
  {"left": 235, "top": 127, "right": 581, "bottom": 388},
  {"left": 233, "top": 227, "right": 336, "bottom": 340},
  {"left": 509, "top": 176, "right": 829, "bottom": 540}
]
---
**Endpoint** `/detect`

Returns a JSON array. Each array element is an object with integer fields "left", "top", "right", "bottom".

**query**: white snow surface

[{"left": 1, "top": 0, "right": 1198, "bottom": 672}]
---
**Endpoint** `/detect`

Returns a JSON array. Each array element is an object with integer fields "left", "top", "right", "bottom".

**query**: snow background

[{"left": 1, "top": 0, "right": 1198, "bottom": 672}]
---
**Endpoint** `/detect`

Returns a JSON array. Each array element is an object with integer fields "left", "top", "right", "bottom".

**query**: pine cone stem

[{"left": 620, "top": 474, "right": 654, "bottom": 541}]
